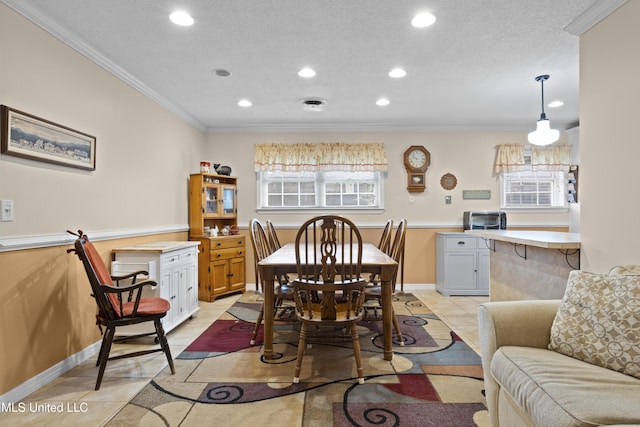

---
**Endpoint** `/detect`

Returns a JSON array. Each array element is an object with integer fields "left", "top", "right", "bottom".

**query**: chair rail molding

[{"left": 0, "top": 224, "right": 189, "bottom": 252}]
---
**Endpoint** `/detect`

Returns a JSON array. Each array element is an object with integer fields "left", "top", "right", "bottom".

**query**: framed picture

[{"left": 1, "top": 105, "right": 96, "bottom": 171}]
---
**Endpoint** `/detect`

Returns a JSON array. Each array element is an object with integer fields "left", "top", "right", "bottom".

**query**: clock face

[{"left": 408, "top": 149, "right": 427, "bottom": 168}]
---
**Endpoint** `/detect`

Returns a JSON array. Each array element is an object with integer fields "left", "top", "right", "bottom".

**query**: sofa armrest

[{"left": 478, "top": 299, "right": 561, "bottom": 427}]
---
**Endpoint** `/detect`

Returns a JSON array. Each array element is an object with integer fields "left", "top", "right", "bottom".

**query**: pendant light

[{"left": 528, "top": 74, "right": 560, "bottom": 146}]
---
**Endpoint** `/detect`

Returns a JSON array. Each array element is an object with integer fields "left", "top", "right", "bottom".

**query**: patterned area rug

[{"left": 108, "top": 292, "right": 489, "bottom": 426}]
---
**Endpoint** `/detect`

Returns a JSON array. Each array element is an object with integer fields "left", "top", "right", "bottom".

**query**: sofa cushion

[
  {"left": 492, "top": 346, "right": 640, "bottom": 426},
  {"left": 548, "top": 270, "right": 640, "bottom": 379}
]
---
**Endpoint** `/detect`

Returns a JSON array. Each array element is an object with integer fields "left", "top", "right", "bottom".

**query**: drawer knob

[{"left": 457, "top": 241, "right": 465, "bottom": 245}]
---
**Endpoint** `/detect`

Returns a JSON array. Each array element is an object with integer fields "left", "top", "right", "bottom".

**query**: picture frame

[{"left": 1, "top": 105, "right": 96, "bottom": 171}]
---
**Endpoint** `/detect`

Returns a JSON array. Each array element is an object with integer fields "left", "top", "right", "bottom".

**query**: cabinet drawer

[
  {"left": 210, "top": 247, "right": 245, "bottom": 261},
  {"left": 445, "top": 236, "right": 477, "bottom": 250},
  {"left": 209, "top": 236, "right": 245, "bottom": 250}
]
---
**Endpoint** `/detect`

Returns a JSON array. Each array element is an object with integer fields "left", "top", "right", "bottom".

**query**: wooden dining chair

[
  {"left": 266, "top": 219, "right": 282, "bottom": 250},
  {"left": 365, "top": 218, "right": 407, "bottom": 346},
  {"left": 291, "top": 215, "right": 368, "bottom": 384},
  {"left": 249, "top": 219, "right": 294, "bottom": 345},
  {"left": 377, "top": 219, "right": 393, "bottom": 254},
  {"left": 66, "top": 230, "right": 175, "bottom": 390}
]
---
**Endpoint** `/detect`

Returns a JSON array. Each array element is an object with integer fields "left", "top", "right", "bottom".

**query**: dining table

[{"left": 258, "top": 242, "right": 399, "bottom": 361}]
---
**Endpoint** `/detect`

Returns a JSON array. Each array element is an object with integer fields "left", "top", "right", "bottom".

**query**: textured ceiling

[{"left": 5, "top": 0, "right": 605, "bottom": 133}]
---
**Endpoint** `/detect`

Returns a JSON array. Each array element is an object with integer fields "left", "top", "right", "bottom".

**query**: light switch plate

[{"left": 1, "top": 199, "right": 14, "bottom": 222}]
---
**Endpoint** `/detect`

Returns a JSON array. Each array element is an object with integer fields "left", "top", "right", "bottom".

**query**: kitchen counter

[
  {"left": 110, "top": 241, "right": 200, "bottom": 253},
  {"left": 465, "top": 230, "right": 580, "bottom": 249},
  {"left": 464, "top": 230, "right": 581, "bottom": 301}
]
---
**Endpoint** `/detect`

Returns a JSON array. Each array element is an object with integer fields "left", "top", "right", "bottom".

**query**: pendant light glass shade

[
  {"left": 527, "top": 75, "right": 559, "bottom": 146},
  {"left": 528, "top": 118, "right": 560, "bottom": 146}
]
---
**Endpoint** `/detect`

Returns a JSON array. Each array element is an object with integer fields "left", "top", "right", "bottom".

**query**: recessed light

[
  {"left": 412, "top": 12, "right": 436, "bottom": 28},
  {"left": 212, "top": 68, "right": 231, "bottom": 77},
  {"left": 376, "top": 98, "right": 390, "bottom": 106},
  {"left": 548, "top": 100, "right": 564, "bottom": 108},
  {"left": 238, "top": 99, "right": 252, "bottom": 107},
  {"left": 389, "top": 68, "right": 407, "bottom": 78},
  {"left": 298, "top": 68, "right": 316, "bottom": 78},
  {"left": 169, "top": 11, "right": 194, "bottom": 26}
]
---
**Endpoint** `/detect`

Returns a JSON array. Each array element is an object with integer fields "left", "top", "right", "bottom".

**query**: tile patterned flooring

[{"left": 0, "top": 288, "right": 487, "bottom": 426}]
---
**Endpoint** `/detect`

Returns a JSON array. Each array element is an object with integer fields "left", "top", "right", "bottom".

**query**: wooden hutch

[{"left": 189, "top": 173, "right": 246, "bottom": 302}]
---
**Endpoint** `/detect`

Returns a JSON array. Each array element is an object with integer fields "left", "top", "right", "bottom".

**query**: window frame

[
  {"left": 499, "top": 170, "right": 569, "bottom": 213},
  {"left": 256, "top": 170, "right": 385, "bottom": 213}
]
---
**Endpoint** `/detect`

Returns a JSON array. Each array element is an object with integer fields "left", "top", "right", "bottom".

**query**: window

[
  {"left": 257, "top": 170, "right": 383, "bottom": 210},
  {"left": 254, "top": 142, "right": 387, "bottom": 211},
  {"left": 500, "top": 171, "right": 567, "bottom": 209}
]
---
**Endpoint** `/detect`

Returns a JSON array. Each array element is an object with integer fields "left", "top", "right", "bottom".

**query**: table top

[
  {"left": 465, "top": 230, "right": 581, "bottom": 249},
  {"left": 259, "top": 243, "right": 397, "bottom": 267}
]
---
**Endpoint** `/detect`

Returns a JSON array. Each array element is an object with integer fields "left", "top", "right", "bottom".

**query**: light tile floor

[{"left": 0, "top": 288, "right": 487, "bottom": 426}]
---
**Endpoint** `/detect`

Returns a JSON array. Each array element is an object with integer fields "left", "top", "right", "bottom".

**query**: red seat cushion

[{"left": 121, "top": 297, "right": 170, "bottom": 317}]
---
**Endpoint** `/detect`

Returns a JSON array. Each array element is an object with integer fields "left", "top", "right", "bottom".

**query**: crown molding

[
  {"left": 0, "top": 0, "right": 206, "bottom": 132},
  {"left": 564, "top": 0, "right": 628, "bottom": 36}
]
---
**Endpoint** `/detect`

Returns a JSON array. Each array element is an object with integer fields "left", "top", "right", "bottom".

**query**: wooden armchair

[
  {"left": 291, "top": 215, "right": 368, "bottom": 384},
  {"left": 67, "top": 230, "right": 175, "bottom": 390}
]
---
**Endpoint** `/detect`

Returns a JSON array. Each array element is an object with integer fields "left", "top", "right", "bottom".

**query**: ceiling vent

[{"left": 301, "top": 98, "right": 326, "bottom": 112}]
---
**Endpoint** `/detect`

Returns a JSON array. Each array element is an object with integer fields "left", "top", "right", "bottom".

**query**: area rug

[{"left": 107, "top": 292, "right": 488, "bottom": 426}]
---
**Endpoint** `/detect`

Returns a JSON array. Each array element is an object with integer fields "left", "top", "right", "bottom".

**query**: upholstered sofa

[{"left": 478, "top": 267, "right": 640, "bottom": 427}]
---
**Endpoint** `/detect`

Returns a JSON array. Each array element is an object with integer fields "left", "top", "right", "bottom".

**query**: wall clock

[{"left": 403, "top": 145, "right": 430, "bottom": 193}]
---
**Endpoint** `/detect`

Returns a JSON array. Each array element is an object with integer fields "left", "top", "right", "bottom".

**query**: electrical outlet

[
  {"left": 445, "top": 195, "right": 452, "bottom": 205},
  {"left": 1, "top": 200, "right": 14, "bottom": 222}
]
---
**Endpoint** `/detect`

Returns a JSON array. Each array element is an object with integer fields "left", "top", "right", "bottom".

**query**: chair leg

[
  {"left": 251, "top": 303, "right": 265, "bottom": 345},
  {"left": 392, "top": 309, "right": 405, "bottom": 346},
  {"left": 95, "top": 327, "right": 115, "bottom": 390},
  {"left": 95, "top": 329, "right": 110, "bottom": 367},
  {"left": 293, "top": 324, "right": 308, "bottom": 384},
  {"left": 154, "top": 319, "right": 175, "bottom": 375},
  {"left": 350, "top": 323, "right": 365, "bottom": 384}
]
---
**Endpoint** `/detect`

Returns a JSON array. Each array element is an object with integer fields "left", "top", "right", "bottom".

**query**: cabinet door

[
  {"left": 210, "top": 259, "right": 229, "bottom": 294},
  {"left": 203, "top": 185, "right": 220, "bottom": 216},
  {"left": 477, "top": 250, "right": 490, "bottom": 291},
  {"left": 445, "top": 252, "right": 477, "bottom": 291},
  {"left": 220, "top": 185, "right": 237, "bottom": 217},
  {"left": 228, "top": 257, "right": 246, "bottom": 291},
  {"left": 185, "top": 260, "right": 198, "bottom": 313}
]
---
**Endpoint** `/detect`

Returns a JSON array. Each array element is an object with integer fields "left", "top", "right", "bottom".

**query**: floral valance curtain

[
  {"left": 254, "top": 142, "right": 388, "bottom": 172},
  {"left": 530, "top": 145, "right": 572, "bottom": 171},
  {"left": 494, "top": 144, "right": 571, "bottom": 173},
  {"left": 494, "top": 144, "right": 527, "bottom": 173}
]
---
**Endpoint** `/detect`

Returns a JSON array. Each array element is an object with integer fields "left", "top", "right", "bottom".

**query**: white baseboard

[{"left": 0, "top": 340, "right": 102, "bottom": 404}]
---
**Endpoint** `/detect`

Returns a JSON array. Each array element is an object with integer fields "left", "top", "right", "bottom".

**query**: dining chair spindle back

[{"left": 291, "top": 215, "right": 368, "bottom": 384}]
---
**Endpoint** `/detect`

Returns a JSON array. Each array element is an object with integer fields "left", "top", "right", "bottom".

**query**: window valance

[
  {"left": 494, "top": 144, "right": 527, "bottom": 173},
  {"left": 254, "top": 142, "right": 388, "bottom": 172},
  {"left": 494, "top": 144, "right": 571, "bottom": 173}
]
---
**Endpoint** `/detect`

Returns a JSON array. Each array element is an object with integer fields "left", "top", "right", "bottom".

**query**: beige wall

[
  {"left": 0, "top": 5, "right": 204, "bottom": 396},
  {"left": 0, "top": 4, "right": 205, "bottom": 236},
  {"left": 579, "top": 1, "right": 639, "bottom": 272},
  {"left": 205, "top": 132, "right": 571, "bottom": 229}
]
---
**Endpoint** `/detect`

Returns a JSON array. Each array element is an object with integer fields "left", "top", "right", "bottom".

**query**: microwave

[{"left": 463, "top": 211, "right": 507, "bottom": 230}]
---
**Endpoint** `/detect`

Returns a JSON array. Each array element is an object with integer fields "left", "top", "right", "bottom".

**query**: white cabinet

[
  {"left": 111, "top": 241, "right": 200, "bottom": 336},
  {"left": 436, "top": 233, "right": 489, "bottom": 296}
]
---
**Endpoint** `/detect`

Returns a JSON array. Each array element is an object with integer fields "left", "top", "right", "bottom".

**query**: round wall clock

[
  {"left": 403, "top": 145, "right": 431, "bottom": 193},
  {"left": 440, "top": 173, "right": 457, "bottom": 190}
]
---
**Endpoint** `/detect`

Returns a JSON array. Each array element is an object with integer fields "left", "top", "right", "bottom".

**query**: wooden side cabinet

[
  {"left": 436, "top": 232, "right": 490, "bottom": 296},
  {"left": 196, "top": 235, "right": 246, "bottom": 302},
  {"left": 189, "top": 173, "right": 246, "bottom": 302}
]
